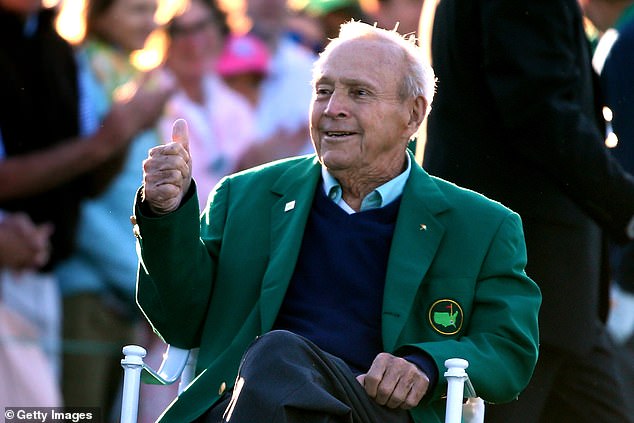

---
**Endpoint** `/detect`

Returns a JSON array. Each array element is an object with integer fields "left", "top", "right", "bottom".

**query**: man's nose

[{"left": 324, "top": 91, "right": 349, "bottom": 118}]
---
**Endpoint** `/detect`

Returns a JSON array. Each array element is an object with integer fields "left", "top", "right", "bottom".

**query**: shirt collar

[{"left": 321, "top": 153, "right": 411, "bottom": 213}]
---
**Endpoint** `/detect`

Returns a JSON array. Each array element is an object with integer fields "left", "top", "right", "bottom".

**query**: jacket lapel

[
  {"left": 382, "top": 163, "right": 451, "bottom": 351},
  {"left": 260, "top": 157, "right": 322, "bottom": 331}
]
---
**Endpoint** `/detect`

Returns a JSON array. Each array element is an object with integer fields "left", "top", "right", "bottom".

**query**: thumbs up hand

[{"left": 142, "top": 119, "right": 193, "bottom": 215}]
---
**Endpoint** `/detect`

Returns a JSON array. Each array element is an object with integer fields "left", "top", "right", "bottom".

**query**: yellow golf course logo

[{"left": 428, "top": 299, "right": 463, "bottom": 335}]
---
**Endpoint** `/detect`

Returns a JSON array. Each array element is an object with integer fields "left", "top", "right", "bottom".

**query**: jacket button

[{"left": 218, "top": 381, "right": 226, "bottom": 395}]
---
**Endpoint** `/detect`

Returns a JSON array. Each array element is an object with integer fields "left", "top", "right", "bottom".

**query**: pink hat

[{"left": 216, "top": 34, "right": 270, "bottom": 77}]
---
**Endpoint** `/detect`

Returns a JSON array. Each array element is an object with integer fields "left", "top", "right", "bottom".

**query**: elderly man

[{"left": 134, "top": 21, "right": 541, "bottom": 423}]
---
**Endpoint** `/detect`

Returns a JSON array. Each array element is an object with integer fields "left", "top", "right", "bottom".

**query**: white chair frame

[{"left": 120, "top": 345, "right": 484, "bottom": 423}]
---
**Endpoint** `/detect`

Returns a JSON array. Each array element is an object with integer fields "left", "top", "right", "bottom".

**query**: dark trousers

[
  {"left": 196, "top": 330, "right": 413, "bottom": 423},
  {"left": 486, "top": 329, "right": 633, "bottom": 423}
]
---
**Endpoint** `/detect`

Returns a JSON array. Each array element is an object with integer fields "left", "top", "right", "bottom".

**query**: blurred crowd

[
  {"left": 0, "top": 0, "right": 422, "bottom": 421},
  {"left": 1, "top": 0, "right": 633, "bottom": 421}
]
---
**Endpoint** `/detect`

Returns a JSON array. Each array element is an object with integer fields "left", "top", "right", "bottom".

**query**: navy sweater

[{"left": 274, "top": 186, "right": 401, "bottom": 373}]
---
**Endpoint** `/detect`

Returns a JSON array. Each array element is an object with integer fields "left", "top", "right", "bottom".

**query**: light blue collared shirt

[{"left": 321, "top": 153, "right": 411, "bottom": 214}]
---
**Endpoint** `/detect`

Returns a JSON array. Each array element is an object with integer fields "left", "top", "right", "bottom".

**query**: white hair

[{"left": 312, "top": 20, "right": 436, "bottom": 114}]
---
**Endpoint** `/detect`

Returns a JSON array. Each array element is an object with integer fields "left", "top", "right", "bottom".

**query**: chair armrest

[
  {"left": 178, "top": 348, "right": 199, "bottom": 393},
  {"left": 120, "top": 344, "right": 199, "bottom": 423},
  {"left": 141, "top": 344, "right": 191, "bottom": 386}
]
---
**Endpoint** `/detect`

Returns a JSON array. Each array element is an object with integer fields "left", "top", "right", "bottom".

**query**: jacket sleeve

[{"left": 134, "top": 180, "right": 228, "bottom": 348}]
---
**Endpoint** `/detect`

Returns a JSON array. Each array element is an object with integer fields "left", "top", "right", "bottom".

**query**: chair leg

[
  {"left": 444, "top": 358, "right": 469, "bottom": 423},
  {"left": 120, "top": 345, "right": 147, "bottom": 423}
]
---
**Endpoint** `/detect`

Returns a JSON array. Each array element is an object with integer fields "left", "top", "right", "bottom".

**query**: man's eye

[
  {"left": 354, "top": 89, "right": 369, "bottom": 97},
  {"left": 316, "top": 88, "right": 331, "bottom": 96}
]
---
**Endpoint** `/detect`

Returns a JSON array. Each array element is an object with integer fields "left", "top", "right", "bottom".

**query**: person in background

[
  {"left": 217, "top": 33, "right": 271, "bottom": 108},
  {"left": 234, "top": 0, "right": 316, "bottom": 168},
  {"left": 0, "top": 213, "right": 52, "bottom": 271},
  {"left": 0, "top": 0, "right": 170, "bottom": 409},
  {"left": 159, "top": 0, "right": 255, "bottom": 210},
  {"left": 52, "top": 0, "right": 174, "bottom": 416},
  {"left": 303, "top": 0, "right": 370, "bottom": 42},
  {"left": 420, "top": 0, "right": 634, "bottom": 421},
  {"left": 0, "top": 0, "right": 166, "bottom": 245},
  {"left": 133, "top": 21, "right": 540, "bottom": 423},
  {"left": 0, "top": 213, "right": 55, "bottom": 372},
  {"left": 285, "top": 5, "right": 326, "bottom": 54},
  {"left": 0, "top": 212, "right": 60, "bottom": 407},
  {"left": 372, "top": 0, "right": 423, "bottom": 35},
  {"left": 580, "top": 0, "right": 634, "bottom": 418}
]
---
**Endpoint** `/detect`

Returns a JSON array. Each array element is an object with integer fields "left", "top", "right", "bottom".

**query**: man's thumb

[{"left": 172, "top": 118, "right": 190, "bottom": 151}]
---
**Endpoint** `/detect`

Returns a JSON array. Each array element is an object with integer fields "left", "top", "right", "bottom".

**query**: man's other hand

[{"left": 356, "top": 352, "right": 430, "bottom": 409}]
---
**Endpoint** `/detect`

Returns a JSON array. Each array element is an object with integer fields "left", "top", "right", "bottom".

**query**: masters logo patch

[{"left": 428, "top": 299, "right": 463, "bottom": 335}]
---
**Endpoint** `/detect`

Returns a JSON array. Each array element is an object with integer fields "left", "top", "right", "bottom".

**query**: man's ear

[{"left": 408, "top": 96, "right": 427, "bottom": 130}]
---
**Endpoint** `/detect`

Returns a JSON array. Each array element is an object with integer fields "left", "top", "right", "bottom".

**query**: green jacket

[{"left": 134, "top": 154, "right": 541, "bottom": 423}]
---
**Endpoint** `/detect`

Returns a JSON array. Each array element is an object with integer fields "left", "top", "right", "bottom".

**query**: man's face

[{"left": 310, "top": 38, "right": 421, "bottom": 178}]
